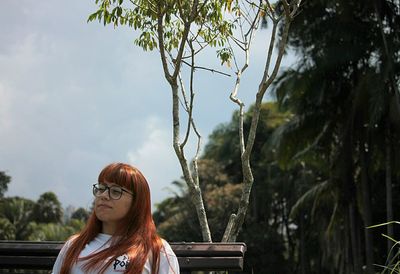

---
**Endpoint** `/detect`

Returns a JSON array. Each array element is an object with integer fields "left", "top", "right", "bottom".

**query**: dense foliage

[
  {"left": 273, "top": 0, "right": 400, "bottom": 273},
  {"left": 0, "top": 174, "right": 88, "bottom": 241},
  {"left": 154, "top": 0, "right": 400, "bottom": 273}
]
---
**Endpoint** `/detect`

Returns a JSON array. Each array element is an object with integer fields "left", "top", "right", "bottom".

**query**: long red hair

[{"left": 60, "top": 163, "right": 162, "bottom": 274}]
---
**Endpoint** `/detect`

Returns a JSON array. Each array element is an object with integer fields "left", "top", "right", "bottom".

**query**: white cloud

[
  {"left": 127, "top": 116, "right": 181, "bottom": 209},
  {"left": 0, "top": 0, "right": 297, "bottom": 212},
  {"left": 0, "top": 83, "right": 12, "bottom": 129}
]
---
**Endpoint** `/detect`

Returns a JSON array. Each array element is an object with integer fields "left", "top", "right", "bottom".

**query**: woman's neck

[{"left": 101, "top": 223, "right": 117, "bottom": 235}]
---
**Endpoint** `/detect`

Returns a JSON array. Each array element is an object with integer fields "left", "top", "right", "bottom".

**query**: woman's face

[{"left": 94, "top": 182, "right": 133, "bottom": 234}]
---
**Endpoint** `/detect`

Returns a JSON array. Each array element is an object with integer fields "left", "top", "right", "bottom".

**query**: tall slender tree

[{"left": 88, "top": 0, "right": 302, "bottom": 242}]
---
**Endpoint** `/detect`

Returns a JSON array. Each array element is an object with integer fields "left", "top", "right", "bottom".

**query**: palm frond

[{"left": 289, "top": 180, "right": 330, "bottom": 219}]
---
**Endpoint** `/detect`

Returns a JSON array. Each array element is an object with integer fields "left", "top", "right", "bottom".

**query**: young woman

[{"left": 52, "top": 163, "right": 179, "bottom": 274}]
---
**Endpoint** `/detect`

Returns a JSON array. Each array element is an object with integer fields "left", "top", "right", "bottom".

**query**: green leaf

[
  {"left": 87, "top": 12, "right": 98, "bottom": 23},
  {"left": 117, "top": 6, "right": 122, "bottom": 17}
]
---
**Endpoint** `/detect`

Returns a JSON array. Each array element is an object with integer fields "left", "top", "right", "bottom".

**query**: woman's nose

[{"left": 98, "top": 189, "right": 110, "bottom": 199}]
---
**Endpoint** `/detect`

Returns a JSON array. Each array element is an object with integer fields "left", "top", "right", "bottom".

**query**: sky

[{"left": 0, "top": 0, "right": 296, "bottom": 212}]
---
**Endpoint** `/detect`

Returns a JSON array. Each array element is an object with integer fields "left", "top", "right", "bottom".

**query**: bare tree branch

[
  {"left": 156, "top": 5, "right": 173, "bottom": 83},
  {"left": 181, "top": 59, "right": 232, "bottom": 77},
  {"left": 181, "top": 41, "right": 196, "bottom": 148},
  {"left": 224, "top": 0, "right": 303, "bottom": 242},
  {"left": 171, "top": 0, "right": 199, "bottom": 80}
]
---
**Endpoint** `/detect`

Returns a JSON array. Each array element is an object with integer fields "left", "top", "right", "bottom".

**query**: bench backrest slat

[{"left": 0, "top": 241, "right": 246, "bottom": 272}]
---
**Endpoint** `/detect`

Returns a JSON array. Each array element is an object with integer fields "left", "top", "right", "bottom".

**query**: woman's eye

[
  {"left": 111, "top": 188, "right": 122, "bottom": 195},
  {"left": 98, "top": 185, "right": 107, "bottom": 192}
]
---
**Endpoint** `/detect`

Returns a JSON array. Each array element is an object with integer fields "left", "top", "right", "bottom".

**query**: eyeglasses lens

[{"left": 92, "top": 184, "right": 123, "bottom": 200}]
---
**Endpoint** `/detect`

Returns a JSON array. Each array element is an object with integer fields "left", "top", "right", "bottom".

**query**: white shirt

[{"left": 52, "top": 233, "right": 180, "bottom": 274}]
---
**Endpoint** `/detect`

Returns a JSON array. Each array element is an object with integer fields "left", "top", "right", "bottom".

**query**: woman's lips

[{"left": 97, "top": 204, "right": 112, "bottom": 209}]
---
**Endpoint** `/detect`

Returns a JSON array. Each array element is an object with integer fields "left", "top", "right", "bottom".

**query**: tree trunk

[
  {"left": 338, "top": 125, "right": 361, "bottom": 274},
  {"left": 344, "top": 228, "right": 350, "bottom": 274},
  {"left": 349, "top": 202, "right": 361, "bottom": 274},
  {"left": 171, "top": 83, "right": 212, "bottom": 242},
  {"left": 299, "top": 213, "right": 306, "bottom": 274},
  {"left": 385, "top": 124, "right": 394, "bottom": 254},
  {"left": 359, "top": 140, "right": 374, "bottom": 274}
]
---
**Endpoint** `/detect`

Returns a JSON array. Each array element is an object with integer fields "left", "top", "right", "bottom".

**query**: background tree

[
  {"left": 271, "top": 0, "right": 400, "bottom": 273},
  {"left": 0, "top": 217, "right": 15, "bottom": 240},
  {"left": 33, "top": 192, "right": 63, "bottom": 224},
  {"left": 71, "top": 207, "right": 90, "bottom": 222},
  {"left": 0, "top": 171, "right": 11, "bottom": 198},
  {"left": 28, "top": 219, "right": 84, "bottom": 241},
  {"left": 0, "top": 197, "right": 35, "bottom": 240},
  {"left": 0, "top": 174, "right": 85, "bottom": 241},
  {"left": 153, "top": 181, "right": 202, "bottom": 242}
]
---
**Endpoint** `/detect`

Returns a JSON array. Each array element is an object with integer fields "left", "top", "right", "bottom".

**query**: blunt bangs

[{"left": 98, "top": 163, "right": 134, "bottom": 192}]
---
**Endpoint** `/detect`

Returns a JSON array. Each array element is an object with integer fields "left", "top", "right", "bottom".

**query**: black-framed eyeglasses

[{"left": 92, "top": 183, "right": 133, "bottom": 200}]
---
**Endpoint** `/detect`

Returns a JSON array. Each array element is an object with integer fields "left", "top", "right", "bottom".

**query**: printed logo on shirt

[{"left": 113, "top": 254, "right": 130, "bottom": 272}]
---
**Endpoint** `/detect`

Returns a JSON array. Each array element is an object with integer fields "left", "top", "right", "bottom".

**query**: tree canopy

[
  {"left": 33, "top": 192, "right": 63, "bottom": 224},
  {"left": 0, "top": 171, "right": 11, "bottom": 198}
]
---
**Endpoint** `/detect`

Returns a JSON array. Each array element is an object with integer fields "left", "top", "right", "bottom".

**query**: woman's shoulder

[
  {"left": 67, "top": 234, "right": 80, "bottom": 242},
  {"left": 160, "top": 239, "right": 176, "bottom": 256},
  {"left": 157, "top": 239, "right": 180, "bottom": 273},
  {"left": 61, "top": 234, "right": 79, "bottom": 249}
]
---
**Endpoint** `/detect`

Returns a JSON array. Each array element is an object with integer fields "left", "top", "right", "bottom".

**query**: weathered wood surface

[{"left": 0, "top": 241, "right": 246, "bottom": 272}]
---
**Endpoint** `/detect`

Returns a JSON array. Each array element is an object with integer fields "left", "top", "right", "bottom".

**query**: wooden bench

[{"left": 0, "top": 241, "right": 246, "bottom": 273}]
